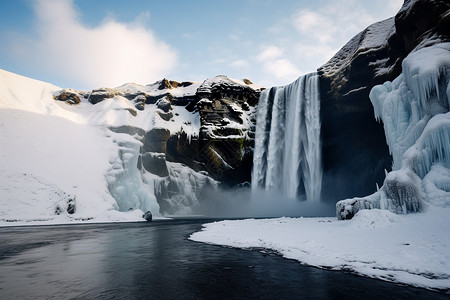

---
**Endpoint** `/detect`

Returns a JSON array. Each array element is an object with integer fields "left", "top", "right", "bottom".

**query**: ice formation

[
  {"left": 337, "top": 43, "right": 450, "bottom": 219},
  {"left": 252, "top": 73, "right": 322, "bottom": 201}
]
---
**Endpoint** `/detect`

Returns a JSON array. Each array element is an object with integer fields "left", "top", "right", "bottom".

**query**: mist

[{"left": 195, "top": 186, "right": 336, "bottom": 218}]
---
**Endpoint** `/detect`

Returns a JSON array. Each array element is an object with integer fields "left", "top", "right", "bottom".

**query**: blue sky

[{"left": 0, "top": 0, "right": 403, "bottom": 90}]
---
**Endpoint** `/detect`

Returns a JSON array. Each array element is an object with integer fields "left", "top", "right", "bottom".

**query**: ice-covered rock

[
  {"left": 319, "top": 0, "right": 450, "bottom": 202},
  {"left": 337, "top": 43, "right": 450, "bottom": 219}
]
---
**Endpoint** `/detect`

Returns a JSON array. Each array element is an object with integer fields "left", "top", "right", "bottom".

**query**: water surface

[{"left": 0, "top": 219, "right": 447, "bottom": 299}]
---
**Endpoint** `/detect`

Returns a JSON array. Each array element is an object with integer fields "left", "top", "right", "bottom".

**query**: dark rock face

[
  {"left": 166, "top": 131, "right": 202, "bottom": 171},
  {"left": 317, "top": 0, "right": 449, "bottom": 203},
  {"left": 194, "top": 76, "right": 262, "bottom": 185},
  {"left": 141, "top": 152, "right": 169, "bottom": 177},
  {"left": 143, "top": 128, "right": 171, "bottom": 153}
]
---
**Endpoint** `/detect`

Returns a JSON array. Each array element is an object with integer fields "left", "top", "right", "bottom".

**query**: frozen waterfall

[
  {"left": 252, "top": 72, "right": 322, "bottom": 201},
  {"left": 336, "top": 43, "right": 450, "bottom": 219}
]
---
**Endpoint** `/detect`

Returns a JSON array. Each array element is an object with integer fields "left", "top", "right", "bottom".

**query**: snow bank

[
  {"left": 190, "top": 206, "right": 450, "bottom": 290},
  {"left": 0, "top": 108, "right": 147, "bottom": 225},
  {"left": 337, "top": 43, "right": 450, "bottom": 219}
]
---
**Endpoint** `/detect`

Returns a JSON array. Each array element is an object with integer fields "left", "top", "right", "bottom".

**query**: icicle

[{"left": 337, "top": 43, "right": 450, "bottom": 217}]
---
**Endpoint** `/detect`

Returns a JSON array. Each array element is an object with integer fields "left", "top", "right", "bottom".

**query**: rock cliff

[
  {"left": 54, "top": 75, "right": 263, "bottom": 214},
  {"left": 318, "top": 0, "right": 450, "bottom": 203}
]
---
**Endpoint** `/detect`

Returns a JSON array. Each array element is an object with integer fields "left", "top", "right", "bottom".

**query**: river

[{"left": 0, "top": 219, "right": 447, "bottom": 299}]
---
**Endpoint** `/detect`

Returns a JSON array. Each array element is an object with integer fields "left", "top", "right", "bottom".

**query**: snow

[
  {"left": 0, "top": 68, "right": 215, "bottom": 225},
  {"left": 0, "top": 108, "right": 147, "bottom": 226},
  {"left": 197, "top": 75, "right": 263, "bottom": 94},
  {"left": 190, "top": 205, "right": 450, "bottom": 290},
  {"left": 117, "top": 79, "right": 201, "bottom": 99},
  {"left": 62, "top": 87, "right": 201, "bottom": 141}
]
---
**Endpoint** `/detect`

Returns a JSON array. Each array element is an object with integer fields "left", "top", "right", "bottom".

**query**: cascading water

[{"left": 252, "top": 72, "right": 322, "bottom": 201}]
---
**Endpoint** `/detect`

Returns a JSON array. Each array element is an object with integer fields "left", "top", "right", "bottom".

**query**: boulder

[
  {"left": 157, "top": 78, "right": 182, "bottom": 90},
  {"left": 156, "top": 98, "right": 172, "bottom": 112},
  {"left": 157, "top": 111, "right": 173, "bottom": 121},
  {"left": 54, "top": 89, "right": 81, "bottom": 105},
  {"left": 88, "top": 88, "right": 123, "bottom": 104},
  {"left": 143, "top": 210, "right": 153, "bottom": 221},
  {"left": 67, "top": 198, "right": 76, "bottom": 214}
]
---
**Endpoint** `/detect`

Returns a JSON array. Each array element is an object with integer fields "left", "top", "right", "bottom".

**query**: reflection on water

[{"left": 0, "top": 220, "right": 448, "bottom": 299}]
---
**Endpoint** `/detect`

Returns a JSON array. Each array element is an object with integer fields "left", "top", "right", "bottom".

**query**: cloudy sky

[{"left": 0, "top": 0, "right": 403, "bottom": 90}]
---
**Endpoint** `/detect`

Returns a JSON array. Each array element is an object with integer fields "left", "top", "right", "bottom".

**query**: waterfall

[{"left": 252, "top": 72, "right": 322, "bottom": 201}]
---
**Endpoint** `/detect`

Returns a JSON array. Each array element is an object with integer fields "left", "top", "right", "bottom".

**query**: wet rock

[
  {"left": 67, "top": 198, "right": 76, "bottom": 214},
  {"left": 143, "top": 210, "right": 153, "bottom": 221}
]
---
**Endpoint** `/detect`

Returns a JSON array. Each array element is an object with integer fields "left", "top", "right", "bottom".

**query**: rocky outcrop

[
  {"left": 195, "top": 76, "right": 262, "bottom": 185},
  {"left": 53, "top": 89, "right": 82, "bottom": 105},
  {"left": 318, "top": 0, "right": 449, "bottom": 203}
]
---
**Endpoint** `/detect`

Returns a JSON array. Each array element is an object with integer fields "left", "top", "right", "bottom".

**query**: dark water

[{"left": 0, "top": 219, "right": 448, "bottom": 300}]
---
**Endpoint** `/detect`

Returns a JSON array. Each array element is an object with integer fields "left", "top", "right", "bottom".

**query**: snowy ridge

[
  {"left": 56, "top": 80, "right": 201, "bottom": 139},
  {"left": 117, "top": 79, "right": 200, "bottom": 99},
  {"left": 337, "top": 43, "right": 450, "bottom": 218},
  {"left": 196, "top": 75, "right": 263, "bottom": 95}
]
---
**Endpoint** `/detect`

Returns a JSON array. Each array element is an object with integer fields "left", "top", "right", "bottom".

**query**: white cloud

[
  {"left": 255, "top": 46, "right": 300, "bottom": 83},
  {"left": 263, "top": 58, "right": 301, "bottom": 81},
  {"left": 250, "top": 0, "right": 403, "bottom": 87},
  {"left": 292, "top": 10, "right": 336, "bottom": 43},
  {"left": 230, "top": 60, "right": 249, "bottom": 68},
  {"left": 387, "top": 0, "right": 404, "bottom": 13},
  {"left": 8, "top": 0, "right": 177, "bottom": 89},
  {"left": 256, "top": 46, "right": 284, "bottom": 61}
]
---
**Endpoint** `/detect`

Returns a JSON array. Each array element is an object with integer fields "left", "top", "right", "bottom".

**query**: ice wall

[
  {"left": 337, "top": 43, "right": 450, "bottom": 219},
  {"left": 252, "top": 73, "right": 322, "bottom": 201},
  {"left": 106, "top": 134, "right": 161, "bottom": 215},
  {"left": 106, "top": 132, "right": 217, "bottom": 216}
]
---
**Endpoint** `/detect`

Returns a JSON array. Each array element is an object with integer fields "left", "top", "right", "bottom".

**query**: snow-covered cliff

[{"left": 0, "top": 69, "right": 262, "bottom": 224}]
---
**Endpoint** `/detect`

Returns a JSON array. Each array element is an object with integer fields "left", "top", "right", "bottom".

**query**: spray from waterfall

[{"left": 252, "top": 72, "right": 322, "bottom": 201}]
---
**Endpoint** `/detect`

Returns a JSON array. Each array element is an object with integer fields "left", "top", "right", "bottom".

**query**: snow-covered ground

[
  {"left": 190, "top": 204, "right": 450, "bottom": 291},
  {"left": 0, "top": 69, "right": 154, "bottom": 225}
]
